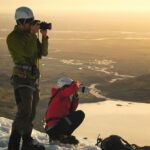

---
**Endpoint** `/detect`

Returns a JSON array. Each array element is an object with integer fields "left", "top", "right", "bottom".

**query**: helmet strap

[{"left": 23, "top": 19, "right": 26, "bottom": 25}]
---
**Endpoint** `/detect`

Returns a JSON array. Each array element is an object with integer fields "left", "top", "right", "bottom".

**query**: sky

[
  {"left": 1, "top": 0, "right": 150, "bottom": 32},
  {"left": 1, "top": 0, "right": 150, "bottom": 14}
]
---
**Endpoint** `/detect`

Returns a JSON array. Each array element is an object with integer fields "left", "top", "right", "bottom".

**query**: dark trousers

[
  {"left": 47, "top": 110, "right": 85, "bottom": 139},
  {"left": 11, "top": 76, "right": 39, "bottom": 135}
]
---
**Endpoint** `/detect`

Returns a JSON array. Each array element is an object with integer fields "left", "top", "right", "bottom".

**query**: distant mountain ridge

[
  {"left": 99, "top": 73, "right": 150, "bottom": 102},
  {"left": 1, "top": 73, "right": 150, "bottom": 133}
]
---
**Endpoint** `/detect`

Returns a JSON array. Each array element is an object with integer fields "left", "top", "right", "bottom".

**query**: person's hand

[
  {"left": 73, "top": 91, "right": 79, "bottom": 99},
  {"left": 40, "top": 29, "right": 47, "bottom": 38},
  {"left": 76, "top": 81, "right": 81, "bottom": 87}
]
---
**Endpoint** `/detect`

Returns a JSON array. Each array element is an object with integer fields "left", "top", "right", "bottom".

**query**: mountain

[
  {"left": 0, "top": 117, "right": 100, "bottom": 150},
  {"left": 99, "top": 73, "right": 150, "bottom": 103}
]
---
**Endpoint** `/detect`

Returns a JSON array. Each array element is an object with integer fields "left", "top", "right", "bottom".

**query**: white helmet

[
  {"left": 57, "top": 77, "right": 73, "bottom": 88},
  {"left": 15, "top": 6, "right": 34, "bottom": 21}
]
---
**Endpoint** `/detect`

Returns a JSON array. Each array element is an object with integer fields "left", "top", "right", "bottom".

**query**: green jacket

[{"left": 7, "top": 26, "right": 48, "bottom": 80}]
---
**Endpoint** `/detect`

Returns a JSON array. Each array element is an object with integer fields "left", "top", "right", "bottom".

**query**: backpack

[
  {"left": 96, "top": 135, "right": 136, "bottom": 150},
  {"left": 141, "top": 147, "right": 150, "bottom": 150}
]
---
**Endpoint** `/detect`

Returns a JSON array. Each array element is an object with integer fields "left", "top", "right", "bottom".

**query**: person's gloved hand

[
  {"left": 73, "top": 91, "right": 79, "bottom": 99},
  {"left": 76, "top": 81, "right": 81, "bottom": 87}
]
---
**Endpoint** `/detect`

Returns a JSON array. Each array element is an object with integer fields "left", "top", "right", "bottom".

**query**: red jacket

[{"left": 45, "top": 82, "right": 80, "bottom": 130}]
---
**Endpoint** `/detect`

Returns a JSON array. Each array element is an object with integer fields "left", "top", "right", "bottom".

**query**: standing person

[
  {"left": 7, "top": 7, "right": 49, "bottom": 150},
  {"left": 44, "top": 77, "right": 85, "bottom": 145}
]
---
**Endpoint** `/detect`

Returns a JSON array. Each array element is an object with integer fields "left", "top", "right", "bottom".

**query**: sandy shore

[{"left": 74, "top": 100, "right": 150, "bottom": 146}]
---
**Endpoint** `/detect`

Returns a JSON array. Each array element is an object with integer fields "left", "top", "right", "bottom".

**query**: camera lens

[{"left": 40, "top": 22, "right": 52, "bottom": 30}]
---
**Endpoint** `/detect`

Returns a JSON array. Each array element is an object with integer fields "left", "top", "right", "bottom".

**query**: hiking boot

[
  {"left": 59, "top": 135, "right": 79, "bottom": 145},
  {"left": 7, "top": 130, "right": 21, "bottom": 150},
  {"left": 21, "top": 134, "right": 45, "bottom": 150},
  {"left": 49, "top": 135, "right": 60, "bottom": 142}
]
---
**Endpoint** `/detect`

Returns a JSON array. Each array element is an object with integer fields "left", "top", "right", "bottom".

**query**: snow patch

[
  {"left": 89, "top": 84, "right": 107, "bottom": 99},
  {"left": 60, "top": 59, "right": 83, "bottom": 65},
  {"left": 0, "top": 117, "right": 101, "bottom": 150},
  {"left": 43, "top": 57, "right": 57, "bottom": 60},
  {"left": 89, "top": 59, "right": 116, "bottom": 66},
  {"left": 49, "top": 49, "right": 62, "bottom": 53},
  {"left": 78, "top": 67, "right": 83, "bottom": 70},
  {"left": 114, "top": 72, "right": 135, "bottom": 78},
  {"left": 109, "top": 78, "right": 125, "bottom": 83}
]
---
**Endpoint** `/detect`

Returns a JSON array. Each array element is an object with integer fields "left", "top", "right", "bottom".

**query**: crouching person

[{"left": 44, "top": 77, "right": 85, "bottom": 145}]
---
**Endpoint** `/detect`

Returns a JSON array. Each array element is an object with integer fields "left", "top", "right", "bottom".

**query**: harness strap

[
  {"left": 15, "top": 64, "right": 32, "bottom": 71},
  {"left": 45, "top": 123, "right": 57, "bottom": 132},
  {"left": 46, "top": 117, "right": 62, "bottom": 123},
  {"left": 45, "top": 117, "right": 62, "bottom": 131},
  {"left": 45, "top": 116, "right": 72, "bottom": 132},
  {"left": 14, "top": 84, "right": 36, "bottom": 91},
  {"left": 64, "top": 117, "right": 72, "bottom": 125}
]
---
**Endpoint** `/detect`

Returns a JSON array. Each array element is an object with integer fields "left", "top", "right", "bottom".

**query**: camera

[
  {"left": 40, "top": 22, "right": 52, "bottom": 30},
  {"left": 79, "top": 85, "right": 89, "bottom": 93}
]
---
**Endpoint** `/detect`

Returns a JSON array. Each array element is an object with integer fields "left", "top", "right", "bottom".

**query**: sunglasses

[{"left": 30, "top": 20, "right": 41, "bottom": 25}]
